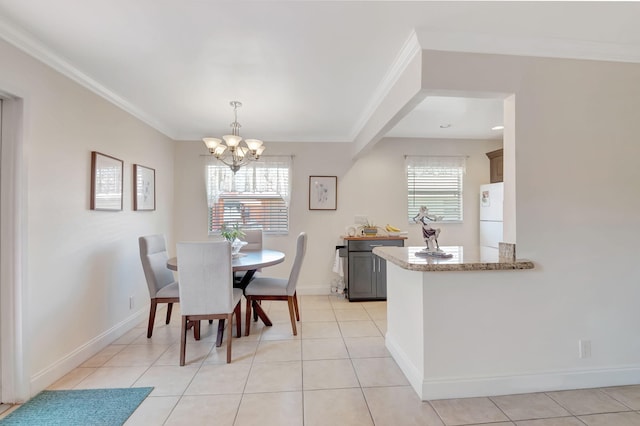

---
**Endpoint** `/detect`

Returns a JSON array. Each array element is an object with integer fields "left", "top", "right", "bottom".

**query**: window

[
  {"left": 206, "top": 156, "right": 291, "bottom": 234},
  {"left": 406, "top": 156, "right": 466, "bottom": 222}
]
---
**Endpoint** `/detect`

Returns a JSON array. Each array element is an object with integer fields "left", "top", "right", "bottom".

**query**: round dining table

[{"left": 167, "top": 249, "right": 285, "bottom": 344}]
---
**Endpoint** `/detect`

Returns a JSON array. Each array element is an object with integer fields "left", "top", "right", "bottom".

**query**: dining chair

[
  {"left": 244, "top": 232, "right": 307, "bottom": 336},
  {"left": 177, "top": 240, "right": 243, "bottom": 365},
  {"left": 242, "top": 229, "right": 263, "bottom": 251},
  {"left": 139, "top": 234, "right": 180, "bottom": 338}
]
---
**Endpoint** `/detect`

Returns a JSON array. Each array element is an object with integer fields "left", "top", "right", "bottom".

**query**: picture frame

[
  {"left": 133, "top": 164, "right": 156, "bottom": 211},
  {"left": 90, "top": 151, "right": 123, "bottom": 211},
  {"left": 309, "top": 175, "right": 337, "bottom": 210}
]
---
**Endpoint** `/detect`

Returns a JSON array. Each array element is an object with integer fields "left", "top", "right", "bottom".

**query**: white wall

[
  {"left": 398, "top": 50, "right": 640, "bottom": 396},
  {"left": 174, "top": 137, "right": 500, "bottom": 293},
  {"left": 0, "top": 39, "right": 175, "bottom": 397}
]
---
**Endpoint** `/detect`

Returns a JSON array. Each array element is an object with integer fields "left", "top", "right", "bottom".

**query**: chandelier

[{"left": 202, "top": 101, "right": 265, "bottom": 173}]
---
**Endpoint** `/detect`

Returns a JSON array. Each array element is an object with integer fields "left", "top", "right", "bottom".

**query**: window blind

[
  {"left": 205, "top": 156, "right": 291, "bottom": 234},
  {"left": 406, "top": 156, "right": 465, "bottom": 222}
]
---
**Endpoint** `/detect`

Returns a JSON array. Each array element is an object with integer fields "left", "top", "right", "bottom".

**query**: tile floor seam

[
  {"left": 546, "top": 387, "right": 635, "bottom": 417},
  {"left": 543, "top": 391, "right": 578, "bottom": 417},
  {"left": 426, "top": 399, "right": 449, "bottom": 426},
  {"left": 487, "top": 395, "right": 521, "bottom": 423},
  {"left": 356, "top": 386, "right": 377, "bottom": 426},
  {"left": 596, "top": 386, "right": 636, "bottom": 411}
]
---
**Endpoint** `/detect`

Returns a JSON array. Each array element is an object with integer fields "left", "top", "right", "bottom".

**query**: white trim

[
  {"left": 385, "top": 332, "right": 424, "bottom": 398},
  {"left": 388, "top": 330, "right": 640, "bottom": 401},
  {"left": 0, "top": 95, "right": 29, "bottom": 403},
  {"left": 0, "top": 17, "right": 176, "bottom": 140},
  {"left": 420, "top": 367, "right": 640, "bottom": 401},
  {"left": 415, "top": 30, "right": 640, "bottom": 64},
  {"left": 29, "top": 308, "right": 148, "bottom": 395}
]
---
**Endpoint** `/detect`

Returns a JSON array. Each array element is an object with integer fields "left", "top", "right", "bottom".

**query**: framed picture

[
  {"left": 90, "top": 151, "right": 123, "bottom": 211},
  {"left": 133, "top": 164, "right": 156, "bottom": 211},
  {"left": 309, "top": 176, "right": 337, "bottom": 210}
]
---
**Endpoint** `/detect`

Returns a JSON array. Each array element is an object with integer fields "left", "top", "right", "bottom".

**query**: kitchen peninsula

[{"left": 373, "top": 245, "right": 534, "bottom": 401}]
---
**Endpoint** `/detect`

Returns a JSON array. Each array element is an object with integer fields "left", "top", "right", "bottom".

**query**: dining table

[{"left": 167, "top": 248, "right": 285, "bottom": 344}]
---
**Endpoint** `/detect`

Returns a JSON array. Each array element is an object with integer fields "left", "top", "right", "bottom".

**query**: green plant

[
  {"left": 220, "top": 224, "right": 246, "bottom": 241},
  {"left": 362, "top": 220, "right": 377, "bottom": 229}
]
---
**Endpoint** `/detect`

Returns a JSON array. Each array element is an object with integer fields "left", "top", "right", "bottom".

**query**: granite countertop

[{"left": 373, "top": 246, "right": 534, "bottom": 272}]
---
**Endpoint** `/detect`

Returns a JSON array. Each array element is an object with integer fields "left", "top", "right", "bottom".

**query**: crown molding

[
  {"left": 414, "top": 30, "right": 640, "bottom": 64},
  {"left": 0, "top": 17, "right": 176, "bottom": 139}
]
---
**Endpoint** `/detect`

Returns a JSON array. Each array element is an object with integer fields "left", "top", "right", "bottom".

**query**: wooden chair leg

[
  {"left": 253, "top": 300, "right": 260, "bottom": 322},
  {"left": 293, "top": 291, "right": 300, "bottom": 321},
  {"left": 234, "top": 302, "right": 242, "bottom": 338},
  {"left": 245, "top": 297, "right": 252, "bottom": 336},
  {"left": 194, "top": 320, "right": 201, "bottom": 341},
  {"left": 147, "top": 300, "right": 158, "bottom": 338},
  {"left": 287, "top": 296, "right": 297, "bottom": 336},
  {"left": 166, "top": 303, "right": 173, "bottom": 324},
  {"left": 216, "top": 320, "right": 225, "bottom": 347},
  {"left": 226, "top": 313, "right": 233, "bottom": 363},
  {"left": 180, "top": 316, "right": 188, "bottom": 366}
]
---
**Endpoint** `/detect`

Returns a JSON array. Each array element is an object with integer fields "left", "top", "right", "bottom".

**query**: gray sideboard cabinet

[{"left": 344, "top": 237, "right": 405, "bottom": 301}]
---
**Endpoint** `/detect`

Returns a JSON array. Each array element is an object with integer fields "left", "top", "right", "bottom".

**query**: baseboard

[
  {"left": 386, "top": 333, "right": 640, "bottom": 401},
  {"left": 29, "top": 307, "right": 148, "bottom": 395},
  {"left": 385, "top": 333, "right": 425, "bottom": 398},
  {"left": 420, "top": 366, "right": 640, "bottom": 401}
]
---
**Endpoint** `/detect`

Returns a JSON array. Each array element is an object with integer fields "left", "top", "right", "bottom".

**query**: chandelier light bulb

[
  {"left": 213, "top": 145, "right": 227, "bottom": 157},
  {"left": 203, "top": 137, "right": 221, "bottom": 153},
  {"left": 245, "top": 139, "right": 263, "bottom": 151},
  {"left": 222, "top": 134, "right": 242, "bottom": 147}
]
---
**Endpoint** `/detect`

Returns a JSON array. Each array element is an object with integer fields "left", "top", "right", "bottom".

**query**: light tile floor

[{"left": 2, "top": 295, "right": 640, "bottom": 425}]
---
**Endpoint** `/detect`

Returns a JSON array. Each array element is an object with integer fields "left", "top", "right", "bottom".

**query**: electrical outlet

[
  {"left": 129, "top": 296, "right": 135, "bottom": 310},
  {"left": 579, "top": 339, "right": 591, "bottom": 358},
  {"left": 354, "top": 215, "right": 368, "bottom": 225}
]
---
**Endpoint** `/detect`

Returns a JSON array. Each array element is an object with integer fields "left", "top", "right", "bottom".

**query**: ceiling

[{"left": 1, "top": 1, "right": 640, "bottom": 143}]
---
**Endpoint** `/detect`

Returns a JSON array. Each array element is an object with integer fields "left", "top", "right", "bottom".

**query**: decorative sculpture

[{"left": 413, "top": 206, "right": 452, "bottom": 257}]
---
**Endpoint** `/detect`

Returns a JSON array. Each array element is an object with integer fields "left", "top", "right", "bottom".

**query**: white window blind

[
  {"left": 406, "top": 156, "right": 466, "bottom": 222},
  {"left": 205, "top": 156, "right": 292, "bottom": 234}
]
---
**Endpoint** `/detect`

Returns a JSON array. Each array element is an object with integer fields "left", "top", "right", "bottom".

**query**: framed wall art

[
  {"left": 133, "top": 164, "right": 156, "bottom": 211},
  {"left": 90, "top": 151, "right": 123, "bottom": 211},
  {"left": 309, "top": 175, "right": 337, "bottom": 210}
]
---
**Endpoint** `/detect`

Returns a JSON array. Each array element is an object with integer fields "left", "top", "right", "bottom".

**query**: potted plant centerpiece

[
  {"left": 361, "top": 220, "right": 378, "bottom": 236},
  {"left": 220, "top": 224, "right": 247, "bottom": 255}
]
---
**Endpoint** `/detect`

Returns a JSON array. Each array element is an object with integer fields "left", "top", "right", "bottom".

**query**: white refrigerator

[{"left": 479, "top": 182, "right": 504, "bottom": 261}]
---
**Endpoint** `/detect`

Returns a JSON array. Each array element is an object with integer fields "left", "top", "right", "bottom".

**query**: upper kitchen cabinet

[{"left": 486, "top": 148, "right": 504, "bottom": 183}]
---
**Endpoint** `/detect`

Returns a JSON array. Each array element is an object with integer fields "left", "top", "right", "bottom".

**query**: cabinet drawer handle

[{"left": 369, "top": 244, "right": 383, "bottom": 248}]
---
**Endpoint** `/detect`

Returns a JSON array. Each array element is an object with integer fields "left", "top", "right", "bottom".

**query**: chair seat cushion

[
  {"left": 244, "top": 277, "right": 289, "bottom": 296},
  {"left": 156, "top": 281, "right": 179, "bottom": 298}
]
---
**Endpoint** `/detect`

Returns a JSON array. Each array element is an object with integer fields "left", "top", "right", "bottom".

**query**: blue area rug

[{"left": 0, "top": 387, "right": 153, "bottom": 425}]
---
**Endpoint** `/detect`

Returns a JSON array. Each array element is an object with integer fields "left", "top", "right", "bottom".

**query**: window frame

[
  {"left": 406, "top": 156, "right": 466, "bottom": 224},
  {"left": 205, "top": 156, "right": 292, "bottom": 235}
]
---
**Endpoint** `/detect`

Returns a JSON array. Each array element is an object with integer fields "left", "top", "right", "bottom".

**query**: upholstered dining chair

[
  {"left": 242, "top": 229, "right": 263, "bottom": 251},
  {"left": 177, "top": 241, "right": 243, "bottom": 365},
  {"left": 244, "top": 232, "right": 307, "bottom": 336},
  {"left": 139, "top": 234, "right": 180, "bottom": 338}
]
